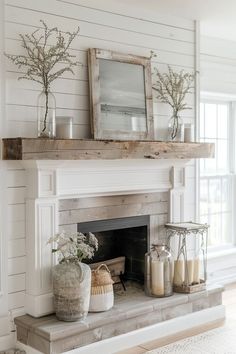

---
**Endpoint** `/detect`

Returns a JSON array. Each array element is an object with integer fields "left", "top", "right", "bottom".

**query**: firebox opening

[{"left": 77, "top": 215, "right": 149, "bottom": 283}]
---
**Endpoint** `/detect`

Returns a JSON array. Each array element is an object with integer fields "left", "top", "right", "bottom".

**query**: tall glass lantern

[
  {"left": 145, "top": 244, "right": 173, "bottom": 298},
  {"left": 165, "top": 222, "right": 209, "bottom": 294}
]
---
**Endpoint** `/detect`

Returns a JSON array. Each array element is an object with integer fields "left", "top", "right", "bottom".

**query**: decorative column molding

[
  {"left": 25, "top": 198, "right": 58, "bottom": 317},
  {"left": 24, "top": 163, "right": 58, "bottom": 316}
]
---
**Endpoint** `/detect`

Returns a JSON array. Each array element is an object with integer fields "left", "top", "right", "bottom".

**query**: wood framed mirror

[{"left": 88, "top": 48, "right": 154, "bottom": 140}]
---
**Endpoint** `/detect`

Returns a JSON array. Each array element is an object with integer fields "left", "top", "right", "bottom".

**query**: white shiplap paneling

[
  {"left": 4, "top": 0, "right": 196, "bottom": 140},
  {"left": 201, "top": 36, "right": 236, "bottom": 95},
  {"left": 2, "top": 0, "right": 196, "bottom": 334}
]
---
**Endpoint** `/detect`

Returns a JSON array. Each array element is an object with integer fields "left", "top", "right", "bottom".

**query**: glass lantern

[
  {"left": 166, "top": 222, "right": 209, "bottom": 294},
  {"left": 145, "top": 244, "right": 173, "bottom": 298}
]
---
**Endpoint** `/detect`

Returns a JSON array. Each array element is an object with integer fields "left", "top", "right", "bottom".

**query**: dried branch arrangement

[
  {"left": 5, "top": 20, "right": 80, "bottom": 136},
  {"left": 152, "top": 66, "right": 195, "bottom": 116},
  {"left": 152, "top": 65, "right": 195, "bottom": 139}
]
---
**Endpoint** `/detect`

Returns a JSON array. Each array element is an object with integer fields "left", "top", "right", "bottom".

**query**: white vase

[{"left": 52, "top": 262, "right": 91, "bottom": 321}]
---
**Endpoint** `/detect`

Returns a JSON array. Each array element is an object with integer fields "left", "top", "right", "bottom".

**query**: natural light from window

[{"left": 200, "top": 101, "right": 233, "bottom": 249}]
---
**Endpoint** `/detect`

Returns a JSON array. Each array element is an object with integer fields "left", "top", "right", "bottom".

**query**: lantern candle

[
  {"left": 151, "top": 260, "right": 164, "bottom": 296},
  {"left": 173, "top": 259, "right": 185, "bottom": 286},
  {"left": 186, "top": 260, "right": 194, "bottom": 285},
  {"left": 193, "top": 258, "right": 200, "bottom": 283}
]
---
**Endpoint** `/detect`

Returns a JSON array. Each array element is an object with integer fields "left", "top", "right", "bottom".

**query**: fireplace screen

[{"left": 77, "top": 215, "right": 149, "bottom": 283}]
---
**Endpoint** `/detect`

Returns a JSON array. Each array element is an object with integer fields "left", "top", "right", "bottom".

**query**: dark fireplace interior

[{"left": 77, "top": 215, "right": 149, "bottom": 283}]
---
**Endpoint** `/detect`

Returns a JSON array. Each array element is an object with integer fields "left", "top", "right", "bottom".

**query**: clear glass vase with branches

[
  {"left": 152, "top": 65, "right": 195, "bottom": 141},
  {"left": 5, "top": 20, "right": 81, "bottom": 138}
]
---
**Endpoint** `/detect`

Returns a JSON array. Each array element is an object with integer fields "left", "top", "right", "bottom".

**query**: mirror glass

[{"left": 99, "top": 59, "right": 147, "bottom": 133}]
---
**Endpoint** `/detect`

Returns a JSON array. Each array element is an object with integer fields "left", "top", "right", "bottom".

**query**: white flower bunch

[
  {"left": 48, "top": 231, "right": 98, "bottom": 264},
  {"left": 152, "top": 65, "right": 195, "bottom": 117}
]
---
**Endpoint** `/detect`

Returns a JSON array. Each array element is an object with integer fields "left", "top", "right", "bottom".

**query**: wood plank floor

[{"left": 117, "top": 283, "right": 236, "bottom": 354}]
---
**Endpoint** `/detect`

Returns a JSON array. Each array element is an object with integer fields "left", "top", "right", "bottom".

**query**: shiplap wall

[
  {"left": 201, "top": 36, "right": 236, "bottom": 95},
  {"left": 1, "top": 0, "right": 197, "bottom": 347}
]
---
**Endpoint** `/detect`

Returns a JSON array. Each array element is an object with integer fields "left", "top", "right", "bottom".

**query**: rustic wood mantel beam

[{"left": 2, "top": 138, "right": 214, "bottom": 160}]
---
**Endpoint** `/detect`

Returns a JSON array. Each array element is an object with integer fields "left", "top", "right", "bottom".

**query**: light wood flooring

[{"left": 117, "top": 283, "right": 236, "bottom": 354}]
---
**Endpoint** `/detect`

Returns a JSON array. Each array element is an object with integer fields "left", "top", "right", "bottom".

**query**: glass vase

[
  {"left": 168, "top": 115, "right": 184, "bottom": 142},
  {"left": 145, "top": 244, "right": 173, "bottom": 298},
  {"left": 37, "top": 89, "right": 56, "bottom": 138}
]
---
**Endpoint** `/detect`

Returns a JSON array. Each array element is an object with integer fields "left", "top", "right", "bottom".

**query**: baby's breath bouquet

[{"left": 48, "top": 231, "right": 98, "bottom": 264}]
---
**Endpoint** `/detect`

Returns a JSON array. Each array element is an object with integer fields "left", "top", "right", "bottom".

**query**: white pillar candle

[
  {"left": 193, "top": 258, "right": 200, "bottom": 283},
  {"left": 184, "top": 124, "right": 193, "bottom": 142},
  {"left": 56, "top": 123, "right": 72, "bottom": 139},
  {"left": 151, "top": 260, "right": 164, "bottom": 296},
  {"left": 173, "top": 260, "right": 185, "bottom": 286},
  {"left": 56, "top": 116, "right": 73, "bottom": 139},
  {"left": 186, "top": 260, "right": 194, "bottom": 285}
]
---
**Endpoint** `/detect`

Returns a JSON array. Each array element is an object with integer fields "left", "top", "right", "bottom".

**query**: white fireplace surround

[{"left": 22, "top": 159, "right": 190, "bottom": 317}]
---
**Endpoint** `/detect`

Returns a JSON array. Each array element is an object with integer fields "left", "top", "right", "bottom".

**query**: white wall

[
  {"left": 0, "top": 0, "right": 197, "bottom": 349},
  {"left": 201, "top": 35, "right": 236, "bottom": 95},
  {"left": 200, "top": 35, "right": 236, "bottom": 284}
]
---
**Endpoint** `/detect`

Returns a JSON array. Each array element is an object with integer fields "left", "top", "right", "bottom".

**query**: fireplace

[
  {"left": 78, "top": 215, "right": 149, "bottom": 283},
  {"left": 14, "top": 160, "right": 225, "bottom": 353},
  {"left": 22, "top": 159, "right": 192, "bottom": 317}
]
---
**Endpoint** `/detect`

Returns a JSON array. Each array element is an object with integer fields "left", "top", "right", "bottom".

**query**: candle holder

[
  {"left": 184, "top": 123, "right": 194, "bottom": 142},
  {"left": 145, "top": 244, "right": 173, "bottom": 298},
  {"left": 165, "top": 222, "right": 209, "bottom": 294},
  {"left": 56, "top": 116, "right": 73, "bottom": 139}
]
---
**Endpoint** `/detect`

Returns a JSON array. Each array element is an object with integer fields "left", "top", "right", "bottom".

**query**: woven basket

[{"left": 89, "top": 264, "right": 114, "bottom": 312}]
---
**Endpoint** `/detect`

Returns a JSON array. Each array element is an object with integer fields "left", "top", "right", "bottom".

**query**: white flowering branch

[{"left": 48, "top": 231, "right": 98, "bottom": 264}]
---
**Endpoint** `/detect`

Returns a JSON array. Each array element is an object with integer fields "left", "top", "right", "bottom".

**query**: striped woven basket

[{"left": 89, "top": 263, "right": 114, "bottom": 312}]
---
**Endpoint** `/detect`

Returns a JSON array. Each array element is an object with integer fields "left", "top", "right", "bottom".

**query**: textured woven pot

[
  {"left": 89, "top": 264, "right": 114, "bottom": 312},
  {"left": 52, "top": 262, "right": 91, "bottom": 321}
]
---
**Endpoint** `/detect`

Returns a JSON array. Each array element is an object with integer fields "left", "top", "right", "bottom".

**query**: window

[{"left": 199, "top": 101, "right": 234, "bottom": 249}]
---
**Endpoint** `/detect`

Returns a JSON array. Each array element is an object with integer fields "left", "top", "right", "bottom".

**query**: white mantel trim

[
  {"left": 23, "top": 158, "right": 189, "bottom": 317},
  {"left": 22, "top": 159, "right": 189, "bottom": 199}
]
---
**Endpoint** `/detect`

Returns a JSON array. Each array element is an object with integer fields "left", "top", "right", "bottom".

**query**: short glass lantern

[
  {"left": 166, "top": 222, "right": 209, "bottom": 294},
  {"left": 145, "top": 244, "right": 173, "bottom": 298}
]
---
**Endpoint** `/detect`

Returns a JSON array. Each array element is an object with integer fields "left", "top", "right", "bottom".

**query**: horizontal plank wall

[
  {"left": 201, "top": 36, "right": 236, "bottom": 95},
  {"left": 0, "top": 0, "right": 14, "bottom": 349},
  {"left": 2, "top": 0, "right": 197, "bottom": 349},
  {"left": 4, "top": 0, "right": 196, "bottom": 140}
]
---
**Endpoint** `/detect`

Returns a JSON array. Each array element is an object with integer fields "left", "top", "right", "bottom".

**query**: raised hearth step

[{"left": 15, "top": 284, "right": 223, "bottom": 354}]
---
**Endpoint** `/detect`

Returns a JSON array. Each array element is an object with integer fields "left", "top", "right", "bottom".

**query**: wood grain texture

[{"left": 2, "top": 138, "right": 215, "bottom": 160}]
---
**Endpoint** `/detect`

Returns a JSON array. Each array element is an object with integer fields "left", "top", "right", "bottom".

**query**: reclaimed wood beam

[{"left": 2, "top": 138, "right": 215, "bottom": 160}]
